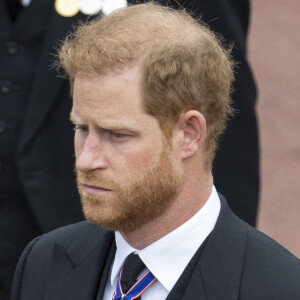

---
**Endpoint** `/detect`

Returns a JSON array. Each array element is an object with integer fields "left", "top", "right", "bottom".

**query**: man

[{"left": 13, "top": 3, "right": 297, "bottom": 300}]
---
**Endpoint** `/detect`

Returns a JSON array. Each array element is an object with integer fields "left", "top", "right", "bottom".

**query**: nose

[{"left": 75, "top": 134, "right": 108, "bottom": 173}]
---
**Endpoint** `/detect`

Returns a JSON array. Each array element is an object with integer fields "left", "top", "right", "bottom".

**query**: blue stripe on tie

[{"left": 113, "top": 269, "right": 157, "bottom": 300}]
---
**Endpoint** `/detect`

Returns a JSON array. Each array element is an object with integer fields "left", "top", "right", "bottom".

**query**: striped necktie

[{"left": 113, "top": 253, "right": 157, "bottom": 300}]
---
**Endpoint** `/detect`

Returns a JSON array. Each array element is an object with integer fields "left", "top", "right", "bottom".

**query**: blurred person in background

[
  {"left": 1, "top": 1, "right": 84, "bottom": 298},
  {"left": 0, "top": 0, "right": 258, "bottom": 299}
]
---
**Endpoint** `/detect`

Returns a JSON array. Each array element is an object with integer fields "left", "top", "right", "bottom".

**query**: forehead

[
  {"left": 71, "top": 68, "right": 161, "bottom": 131},
  {"left": 73, "top": 68, "right": 142, "bottom": 113}
]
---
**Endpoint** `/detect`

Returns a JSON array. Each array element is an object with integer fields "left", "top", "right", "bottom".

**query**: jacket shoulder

[
  {"left": 18, "top": 221, "right": 106, "bottom": 264},
  {"left": 11, "top": 221, "right": 107, "bottom": 300},
  {"left": 37, "top": 221, "right": 100, "bottom": 246},
  {"left": 240, "top": 224, "right": 300, "bottom": 299}
]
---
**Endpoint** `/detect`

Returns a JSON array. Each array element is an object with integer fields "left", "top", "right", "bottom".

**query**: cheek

[{"left": 115, "top": 142, "right": 162, "bottom": 175}]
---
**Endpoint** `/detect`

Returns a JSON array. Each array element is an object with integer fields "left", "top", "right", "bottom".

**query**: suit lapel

[
  {"left": 44, "top": 224, "right": 115, "bottom": 300},
  {"left": 167, "top": 237, "right": 208, "bottom": 300},
  {"left": 181, "top": 195, "right": 247, "bottom": 300},
  {"left": 18, "top": 4, "right": 88, "bottom": 152},
  {"left": 180, "top": 266, "right": 207, "bottom": 299}
]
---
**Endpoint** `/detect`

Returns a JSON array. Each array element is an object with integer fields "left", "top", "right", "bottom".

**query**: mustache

[{"left": 76, "top": 171, "right": 119, "bottom": 190}]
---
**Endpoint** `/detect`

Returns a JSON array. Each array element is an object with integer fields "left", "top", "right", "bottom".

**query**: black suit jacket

[{"left": 11, "top": 196, "right": 300, "bottom": 300}]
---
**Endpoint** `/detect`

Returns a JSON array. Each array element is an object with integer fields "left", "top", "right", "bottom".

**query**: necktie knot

[
  {"left": 113, "top": 253, "right": 157, "bottom": 300},
  {"left": 121, "top": 253, "right": 145, "bottom": 293}
]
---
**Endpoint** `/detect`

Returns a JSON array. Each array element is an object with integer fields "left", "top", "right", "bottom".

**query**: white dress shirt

[{"left": 104, "top": 185, "right": 221, "bottom": 300}]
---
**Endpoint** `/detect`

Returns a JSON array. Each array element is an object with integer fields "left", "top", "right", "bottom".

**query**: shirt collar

[{"left": 111, "top": 185, "right": 220, "bottom": 292}]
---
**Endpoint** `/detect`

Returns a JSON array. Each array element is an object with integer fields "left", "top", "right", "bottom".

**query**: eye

[
  {"left": 74, "top": 125, "right": 89, "bottom": 133},
  {"left": 110, "top": 131, "right": 128, "bottom": 139},
  {"left": 107, "top": 131, "right": 132, "bottom": 143}
]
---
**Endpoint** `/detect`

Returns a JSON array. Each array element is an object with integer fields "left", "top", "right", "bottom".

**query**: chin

[
  {"left": 82, "top": 201, "right": 154, "bottom": 233},
  {"left": 84, "top": 213, "right": 136, "bottom": 233},
  {"left": 81, "top": 201, "right": 129, "bottom": 231}
]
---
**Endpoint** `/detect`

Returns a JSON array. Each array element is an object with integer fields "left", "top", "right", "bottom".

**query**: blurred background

[{"left": 248, "top": 0, "right": 300, "bottom": 257}]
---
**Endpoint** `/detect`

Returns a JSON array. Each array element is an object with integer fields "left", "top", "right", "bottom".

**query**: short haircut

[{"left": 58, "top": 2, "right": 234, "bottom": 170}]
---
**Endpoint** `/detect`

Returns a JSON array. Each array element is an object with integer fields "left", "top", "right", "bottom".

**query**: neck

[{"left": 120, "top": 172, "right": 213, "bottom": 249}]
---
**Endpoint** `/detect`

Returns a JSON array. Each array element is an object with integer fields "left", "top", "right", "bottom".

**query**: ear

[{"left": 177, "top": 110, "right": 206, "bottom": 160}]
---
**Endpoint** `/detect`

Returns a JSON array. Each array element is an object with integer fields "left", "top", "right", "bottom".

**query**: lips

[{"left": 83, "top": 184, "right": 113, "bottom": 196}]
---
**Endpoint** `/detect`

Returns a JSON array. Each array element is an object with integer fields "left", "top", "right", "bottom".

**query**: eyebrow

[
  {"left": 69, "top": 113, "right": 81, "bottom": 124},
  {"left": 69, "top": 112, "right": 140, "bottom": 133}
]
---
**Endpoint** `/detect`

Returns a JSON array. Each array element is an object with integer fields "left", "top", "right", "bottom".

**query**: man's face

[{"left": 71, "top": 68, "right": 183, "bottom": 233}]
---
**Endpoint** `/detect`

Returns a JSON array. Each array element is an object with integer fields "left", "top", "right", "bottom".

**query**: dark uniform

[
  {"left": 0, "top": 1, "right": 258, "bottom": 299},
  {"left": 0, "top": 1, "right": 84, "bottom": 298}
]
